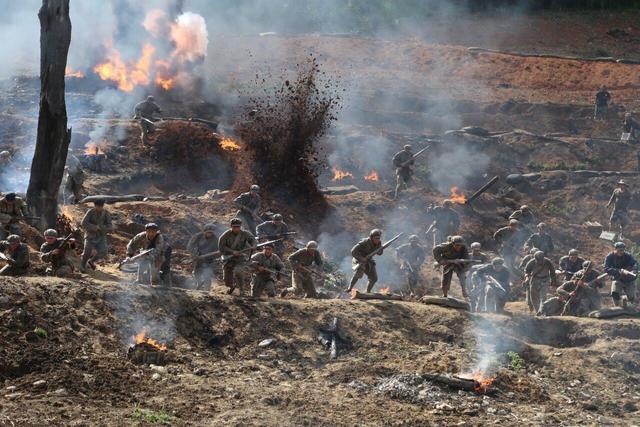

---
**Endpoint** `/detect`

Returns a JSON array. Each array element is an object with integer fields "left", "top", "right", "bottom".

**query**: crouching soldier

[
  {"left": 558, "top": 269, "right": 604, "bottom": 317},
  {"left": 250, "top": 242, "right": 284, "bottom": 298},
  {"left": 604, "top": 241, "right": 637, "bottom": 307},
  {"left": 0, "top": 234, "right": 29, "bottom": 276},
  {"left": 395, "top": 235, "right": 427, "bottom": 294},
  {"left": 283, "top": 240, "right": 324, "bottom": 298},
  {"left": 524, "top": 251, "right": 557, "bottom": 314},
  {"left": 474, "top": 258, "right": 510, "bottom": 313},
  {"left": 346, "top": 229, "right": 383, "bottom": 293},
  {"left": 187, "top": 223, "right": 219, "bottom": 291},
  {"left": 40, "top": 229, "right": 76, "bottom": 277},
  {"left": 125, "top": 223, "right": 167, "bottom": 286},
  {"left": 218, "top": 218, "right": 256, "bottom": 296}
]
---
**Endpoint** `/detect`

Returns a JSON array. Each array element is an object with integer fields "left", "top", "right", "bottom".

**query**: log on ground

[{"left": 420, "top": 296, "right": 470, "bottom": 310}]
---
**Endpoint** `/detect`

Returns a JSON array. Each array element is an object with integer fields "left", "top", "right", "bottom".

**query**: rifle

[
  {"left": 444, "top": 259, "right": 483, "bottom": 266},
  {"left": 425, "top": 221, "right": 436, "bottom": 237},
  {"left": 399, "top": 146, "right": 430, "bottom": 168},
  {"left": 221, "top": 239, "right": 283, "bottom": 262},
  {"left": 240, "top": 205, "right": 262, "bottom": 223},
  {"left": 298, "top": 265, "right": 325, "bottom": 279},
  {"left": 118, "top": 248, "right": 155, "bottom": 269},
  {"left": 485, "top": 275, "right": 507, "bottom": 295},
  {"left": 353, "top": 233, "right": 403, "bottom": 271},
  {"left": 196, "top": 250, "right": 221, "bottom": 261},
  {"left": 561, "top": 273, "right": 608, "bottom": 316},
  {"left": 254, "top": 266, "right": 289, "bottom": 277},
  {"left": 0, "top": 252, "right": 8, "bottom": 262},
  {"left": 260, "top": 231, "right": 297, "bottom": 239}
]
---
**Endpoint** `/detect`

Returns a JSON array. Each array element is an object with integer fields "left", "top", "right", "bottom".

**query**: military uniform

[
  {"left": 80, "top": 207, "right": 112, "bottom": 270},
  {"left": 256, "top": 220, "right": 289, "bottom": 256},
  {"left": 0, "top": 196, "right": 26, "bottom": 239},
  {"left": 525, "top": 232, "right": 554, "bottom": 256},
  {"left": 286, "top": 248, "right": 323, "bottom": 298},
  {"left": 557, "top": 278, "right": 602, "bottom": 317},
  {"left": 524, "top": 257, "right": 557, "bottom": 313},
  {"left": 475, "top": 264, "right": 510, "bottom": 313},
  {"left": 604, "top": 251, "right": 637, "bottom": 305},
  {"left": 594, "top": 88, "right": 611, "bottom": 120},
  {"left": 558, "top": 255, "right": 585, "bottom": 281},
  {"left": 234, "top": 192, "right": 261, "bottom": 233},
  {"left": 493, "top": 226, "right": 527, "bottom": 270},
  {"left": 63, "top": 155, "right": 84, "bottom": 204},
  {"left": 0, "top": 240, "right": 29, "bottom": 276},
  {"left": 392, "top": 149, "right": 414, "bottom": 199},
  {"left": 608, "top": 188, "right": 631, "bottom": 232},
  {"left": 349, "top": 238, "right": 383, "bottom": 292},
  {"left": 433, "top": 241, "right": 469, "bottom": 297},
  {"left": 40, "top": 238, "right": 76, "bottom": 277},
  {"left": 396, "top": 242, "right": 427, "bottom": 292},
  {"left": 218, "top": 229, "right": 256, "bottom": 295},
  {"left": 509, "top": 209, "right": 536, "bottom": 231},
  {"left": 431, "top": 206, "right": 460, "bottom": 245},
  {"left": 133, "top": 98, "right": 162, "bottom": 145},
  {"left": 468, "top": 263, "right": 489, "bottom": 312},
  {"left": 250, "top": 251, "right": 284, "bottom": 297},
  {"left": 187, "top": 231, "right": 219, "bottom": 291},
  {"left": 126, "top": 232, "right": 167, "bottom": 285}
]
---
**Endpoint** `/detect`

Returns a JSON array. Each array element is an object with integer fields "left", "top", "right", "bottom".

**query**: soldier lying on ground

[
  {"left": 40, "top": 229, "right": 76, "bottom": 278},
  {"left": 282, "top": 241, "right": 324, "bottom": 299},
  {"left": 0, "top": 234, "right": 29, "bottom": 276}
]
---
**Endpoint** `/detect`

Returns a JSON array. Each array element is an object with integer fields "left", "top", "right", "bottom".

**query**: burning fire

[
  {"left": 84, "top": 142, "right": 108, "bottom": 156},
  {"left": 380, "top": 287, "right": 392, "bottom": 295},
  {"left": 94, "top": 44, "right": 155, "bottom": 92},
  {"left": 364, "top": 170, "right": 380, "bottom": 182},
  {"left": 450, "top": 186, "right": 467, "bottom": 204},
  {"left": 134, "top": 328, "right": 168, "bottom": 351},
  {"left": 467, "top": 371, "right": 496, "bottom": 393},
  {"left": 219, "top": 137, "right": 241, "bottom": 151},
  {"left": 332, "top": 167, "right": 353, "bottom": 181},
  {"left": 65, "top": 66, "right": 85, "bottom": 78},
  {"left": 350, "top": 288, "right": 359, "bottom": 299}
]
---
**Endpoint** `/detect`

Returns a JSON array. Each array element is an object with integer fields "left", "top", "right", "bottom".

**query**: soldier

[
  {"left": 558, "top": 261, "right": 604, "bottom": 316},
  {"left": 63, "top": 154, "right": 84, "bottom": 205},
  {"left": 249, "top": 242, "right": 284, "bottom": 298},
  {"left": 234, "top": 185, "right": 261, "bottom": 234},
  {"left": 607, "top": 180, "right": 631, "bottom": 237},
  {"left": 474, "top": 258, "right": 510, "bottom": 313},
  {"left": 392, "top": 144, "right": 414, "bottom": 200},
  {"left": 125, "top": 223, "right": 167, "bottom": 286},
  {"left": 429, "top": 200, "right": 460, "bottom": 245},
  {"left": 40, "top": 229, "right": 76, "bottom": 277},
  {"left": 622, "top": 112, "right": 640, "bottom": 142},
  {"left": 80, "top": 199, "right": 112, "bottom": 273},
  {"left": 594, "top": 85, "right": 611, "bottom": 120},
  {"left": 604, "top": 241, "right": 637, "bottom": 307},
  {"left": 0, "top": 192, "right": 27, "bottom": 239},
  {"left": 469, "top": 242, "right": 489, "bottom": 263},
  {"left": 0, "top": 235, "right": 29, "bottom": 276},
  {"left": 524, "top": 222, "right": 554, "bottom": 256},
  {"left": 346, "top": 229, "right": 384, "bottom": 293},
  {"left": 133, "top": 95, "right": 162, "bottom": 146},
  {"left": 0, "top": 150, "right": 11, "bottom": 166},
  {"left": 396, "top": 235, "right": 427, "bottom": 294},
  {"left": 558, "top": 249, "right": 585, "bottom": 281},
  {"left": 283, "top": 241, "right": 324, "bottom": 298},
  {"left": 186, "top": 223, "right": 219, "bottom": 291},
  {"left": 493, "top": 219, "right": 527, "bottom": 271},
  {"left": 508, "top": 205, "right": 537, "bottom": 231},
  {"left": 524, "top": 251, "right": 557, "bottom": 314},
  {"left": 256, "top": 214, "right": 290, "bottom": 257},
  {"left": 218, "top": 218, "right": 257, "bottom": 296},
  {"left": 433, "top": 235, "right": 470, "bottom": 298}
]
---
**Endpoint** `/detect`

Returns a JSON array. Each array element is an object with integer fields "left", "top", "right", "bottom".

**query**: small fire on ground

[
  {"left": 333, "top": 167, "right": 353, "bottom": 181},
  {"left": 84, "top": 141, "right": 108, "bottom": 156},
  {"left": 461, "top": 371, "right": 496, "bottom": 393},
  {"left": 450, "top": 186, "right": 467, "bottom": 204},
  {"left": 219, "top": 137, "right": 241, "bottom": 151},
  {"left": 379, "top": 287, "right": 392, "bottom": 295},
  {"left": 133, "top": 328, "right": 168, "bottom": 351},
  {"left": 364, "top": 170, "right": 379, "bottom": 182}
]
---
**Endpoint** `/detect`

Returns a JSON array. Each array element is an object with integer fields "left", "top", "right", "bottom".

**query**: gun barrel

[{"left": 465, "top": 176, "right": 499, "bottom": 205}]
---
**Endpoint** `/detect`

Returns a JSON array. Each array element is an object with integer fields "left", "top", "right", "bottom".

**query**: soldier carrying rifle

[
  {"left": 256, "top": 213, "right": 294, "bottom": 258},
  {"left": 395, "top": 235, "right": 427, "bottom": 294},
  {"left": 0, "top": 234, "right": 29, "bottom": 277},
  {"left": 433, "top": 236, "right": 479, "bottom": 298},
  {"left": 346, "top": 230, "right": 403, "bottom": 293},
  {"left": 124, "top": 223, "right": 167, "bottom": 286},
  {"left": 234, "top": 185, "right": 262, "bottom": 234},
  {"left": 392, "top": 144, "right": 428, "bottom": 200}
]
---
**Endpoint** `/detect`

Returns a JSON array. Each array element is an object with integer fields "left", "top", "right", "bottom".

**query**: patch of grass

[
  {"left": 544, "top": 200, "right": 565, "bottom": 217},
  {"left": 132, "top": 407, "right": 174, "bottom": 424},
  {"left": 507, "top": 351, "right": 525, "bottom": 371},
  {"left": 33, "top": 327, "right": 48, "bottom": 339}
]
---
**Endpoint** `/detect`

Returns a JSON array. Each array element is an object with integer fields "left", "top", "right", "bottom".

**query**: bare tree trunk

[{"left": 27, "top": 0, "right": 72, "bottom": 229}]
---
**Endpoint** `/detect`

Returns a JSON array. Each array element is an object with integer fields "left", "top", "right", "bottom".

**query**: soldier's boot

[
  {"left": 612, "top": 292, "right": 621, "bottom": 307},
  {"left": 344, "top": 275, "right": 358, "bottom": 293},
  {"left": 366, "top": 281, "right": 376, "bottom": 293},
  {"left": 280, "top": 288, "right": 289, "bottom": 298}
]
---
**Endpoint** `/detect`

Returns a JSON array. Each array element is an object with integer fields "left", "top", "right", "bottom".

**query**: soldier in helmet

[
  {"left": 395, "top": 234, "right": 427, "bottom": 294},
  {"left": 249, "top": 242, "right": 284, "bottom": 298},
  {"left": 234, "top": 185, "right": 262, "bottom": 234},
  {"left": 218, "top": 218, "right": 257, "bottom": 295},
  {"left": 0, "top": 192, "right": 27, "bottom": 239},
  {"left": 428, "top": 200, "right": 460, "bottom": 246},
  {"left": 187, "top": 223, "right": 219, "bottom": 291},
  {"left": 0, "top": 234, "right": 29, "bottom": 276},
  {"left": 558, "top": 249, "right": 585, "bottom": 281},
  {"left": 524, "top": 222, "right": 554, "bottom": 256},
  {"left": 346, "top": 229, "right": 384, "bottom": 293},
  {"left": 607, "top": 180, "right": 631, "bottom": 237},
  {"left": 392, "top": 144, "right": 415, "bottom": 200},
  {"left": 493, "top": 219, "right": 527, "bottom": 271},
  {"left": 40, "top": 229, "right": 77, "bottom": 277},
  {"left": 133, "top": 95, "right": 162, "bottom": 146},
  {"left": 594, "top": 86, "right": 611, "bottom": 120},
  {"left": 508, "top": 205, "right": 537, "bottom": 231},
  {"left": 125, "top": 223, "right": 167, "bottom": 286},
  {"left": 283, "top": 240, "right": 324, "bottom": 298},
  {"left": 469, "top": 242, "right": 489, "bottom": 264},
  {"left": 604, "top": 241, "right": 637, "bottom": 307},
  {"left": 524, "top": 250, "right": 557, "bottom": 313},
  {"left": 80, "top": 199, "right": 112, "bottom": 273},
  {"left": 433, "top": 235, "right": 470, "bottom": 298},
  {"left": 622, "top": 112, "right": 640, "bottom": 142},
  {"left": 473, "top": 257, "right": 510, "bottom": 313},
  {"left": 0, "top": 150, "right": 12, "bottom": 171},
  {"left": 256, "top": 213, "right": 290, "bottom": 257}
]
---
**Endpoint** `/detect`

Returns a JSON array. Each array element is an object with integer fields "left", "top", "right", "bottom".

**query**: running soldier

[
  {"left": 433, "top": 235, "right": 470, "bottom": 298},
  {"left": 346, "top": 229, "right": 384, "bottom": 293},
  {"left": 493, "top": 219, "right": 527, "bottom": 270},
  {"left": 186, "top": 223, "right": 219, "bottom": 291},
  {"left": 607, "top": 180, "right": 631, "bottom": 237},
  {"left": 0, "top": 193, "right": 26, "bottom": 239},
  {"left": 133, "top": 96, "right": 162, "bottom": 146},
  {"left": 622, "top": 112, "right": 640, "bottom": 142},
  {"left": 428, "top": 200, "right": 460, "bottom": 245},
  {"left": 594, "top": 86, "right": 611, "bottom": 120},
  {"left": 40, "top": 229, "right": 76, "bottom": 277},
  {"left": 604, "top": 241, "right": 637, "bottom": 307},
  {"left": 234, "top": 185, "right": 261, "bottom": 234},
  {"left": 392, "top": 144, "right": 414, "bottom": 200},
  {"left": 80, "top": 199, "right": 112, "bottom": 273},
  {"left": 395, "top": 235, "right": 427, "bottom": 294},
  {"left": 218, "top": 218, "right": 257, "bottom": 295},
  {"left": 0, "top": 235, "right": 29, "bottom": 276},
  {"left": 524, "top": 222, "right": 554, "bottom": 256},
  {"left": 63, "top": 154, "right": 84, "bottom": 205},
  {"left": 508, "top": 205, "right": 537, "bottom": 231},
  {"left": 474, "top": 258, "right": 510, "bottom": 313},
  {"left": 283, "top": 241, "right": 324, "bottom": 298},
  {"left": 558, "top": 249, "right": 585, "bottom": 281},
  {"left": 249, "top": 243, "right": 284, "bottom": 298},
  {"left": 256, "top": 214, "right": 290, "bottom": 257},
  {"left": 125, "top": 223, "right": 167, "bottom": 286},
  {"left": 524, "top": 251, "right": 557, "bottom": 313}
]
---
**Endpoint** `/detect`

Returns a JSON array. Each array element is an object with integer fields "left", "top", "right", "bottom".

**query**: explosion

[{"left": 450, "top": 186, "right": 467, "bottom": 204}]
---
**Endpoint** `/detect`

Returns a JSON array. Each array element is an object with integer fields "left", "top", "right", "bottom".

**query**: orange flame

[
  {"left": 134, "top": 328, "right": 168, "bottom": 351},
  {"left": 467, "top": 371, "right": 496, "bottom": 393},
  {"left": 364, "top": 170, "right": 380, "bottom": 182},
  {"left": 450, "top": 186, "right": 467, "bottom": 204},
  {"left": 83, "top": 141, "right": 108, "bottom": 156},
  {"left": 380, "top": 287, "right": 392, "bottom": 295},
  {"left": 220, "top": 137, "right": 241, "bottom": 151},
  {"left": 94, "top": 44, "right": 155, "bottom": 92},
  {"left": 332, "top": 167, "right": 353, "bottom": 181},
  {"left": 350, "top": 288, "right": 359, "bottom": 299},
  {"left": 65, "top": 66, "right": 85, "bottom": 78},
  {"left": 60, "top": 205, "right": 75, "bottom": 222},
  {"left": 169, "top": 12, "right": 208, "bottom": 62}
]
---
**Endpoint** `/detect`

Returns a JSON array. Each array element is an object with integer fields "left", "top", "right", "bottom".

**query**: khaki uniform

[
  {"left": 525, "top": 232, "right": 554, "bottom": 256},
  {"left": 0, "top": 241, "right": 29, "bottom": 276},
  {"left": 433, "top": 242, "right": 469, "bottom": 297},
  {"left": 475, "top": 264, "right": 510, "bottom": 313},
  {"left": 431, "top": 206, "right": 460, "bottom": 245},
  {"left": 556, "top": 279, "right": 601, "bottom": 317},
  {"left": 558, "top": 256, "right": 585, "bottom": 281},
  {"left": 0, "top": 196, "right": 26, "bottom": 239},
  {"left": 608, "top": 188, "right": 631, "bottom": 232},
  {"left": 256, "top": 220, "right": 289, "bottom": 256},
  {"left": 392, "top": 150, "right": 414, "bottom": 198},
  {"left": 40, "top": 238, "right": 75, "bottom": 277},
  {"left": 493, "top": 226, "right": 526, "bottom": 270},
  {"left": 126, "top": 232, "right": 167, "bottom": 285},
  {"left": 234, "top": 192, "right": 261, "bottom": 233},
  {"left": 349, "top": 238, "right": 383, "bottom": 292},
  {"left": 63, "top": 163, "right": 84, "bottom": 204},
  {"left": 525, "top": 258, "right": 557, "bottom": 313},
  {"left": 508, "top": 209, "right": 537, "bottom": 231},
  {"left": 187, "top": 232, "right": 219, "bottom": 291},
  {"left": 286, "top": 248, "right": 323, "bottom": 298},
  {"left": 218, "top": 229, "right": 256, "bottom": 295},
  {"left": 133, "top": 100, "right": 161, "bottom": 145},
  {"left": 81, "top": 208, "right": 112, "bottom": 269},
  {"left": 396, "top": 243, "right": 427, "bottom": 292},
  {"left": 250, "top": 251, "right": 284, "bottom": 297}
]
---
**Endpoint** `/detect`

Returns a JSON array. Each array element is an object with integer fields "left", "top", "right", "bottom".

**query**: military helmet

[
  {"left": 44, "top": 229, "right": 58, "bottom": 238},
  {"left": 520, "top": 205, "right": 529, "bottom": 211},
  {"left": 451, "top": 235, "right": 464, "bottom": 244},
  {"left": 203, "top": 223, "right": 216, "bottom": 232},
  {"left": 626, "top": 112, "right": 632, "bottom": 118},
  {"left": 250, "top": 184, "right": 260, "bottom": 192},
  {"left": 403, "top": 144, "right": 412, "bottom": 150},
  {"left": 537, "top": 222, "right": 546, "bottom": 229},
  {"left": 568, "top": 249, "right": 579, "bottom": 256},
  {"left": 7, "top": 235, "right": 20, "bottom": 243},
  {"left": 582, "top": 260, "right": 593, "bottom": 269},
  {"left": 470, "top": 242, "right": 481, "bottom": 250},
  {"left": 273, "top": 214, "right": 283, "bottom": 221},
  {"left": 617, "top": 180, "right": 627, "bottom": 186},
  {"left": 509, "top": 219, "right": 519, "bottom": 226},
  {"left": 409, "top": 234, "right": 419, "bottom": 242},
  {"left": 442, "top": 199, "right": 453, "bottom": 207},
  {"left": 529, "top": 247, "right": 539, "bottom": 254},
  {"left": 370, "top": 229, "right": 382, "bottom": 238},
  {"left": 145, "top": 223, "right": 159, "bottom": 230},
  {"left": 534, "top": 250, "right": 545, "bottom": 261},
  {"left": 306, "top": 240, "right": 318, "bottom": 249},
  {"left": 0, "top": 150, "right": 10, "bottom": 158},
  {"left": 146, "top": 95, "right": 155, "bottom": 101},
  {"left": 491, "top": 257, "right": 504, "bottom": 266},
  {"left": 230, "top": 218, "right": 242, "bottom": 226},
  {"left": 94, "top": 199, "right": 105, "bottom": 206},
  {"left": 262, "top": 242, "right": 274, "bottom": 249},
  {"left": 614, "top": 241, "right": 626, "bottom": 249}
]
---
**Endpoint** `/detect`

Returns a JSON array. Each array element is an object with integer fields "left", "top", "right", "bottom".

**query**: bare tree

[{"left": 27, "top": 0, "right": 72, "bottom": 228}]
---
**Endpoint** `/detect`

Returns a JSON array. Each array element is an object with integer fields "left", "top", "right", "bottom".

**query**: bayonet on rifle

[
  {"left": 353, "top": 233, "right": 404, "bottom": 271},
  {"left": 400, "top": 146, "right": 430, "bottom": 168}
]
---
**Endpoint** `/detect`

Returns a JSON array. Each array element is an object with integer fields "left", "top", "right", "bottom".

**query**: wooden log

[
  {"left": 420, "top": 296, "right": 470, "bottom": 311},
  {"left": 422, "top": 373, "right": 479, "bottom": 392},
  {"left": 79, "top": 194, "right": 146, "bottom": 204},
  {"left": 589, "top": 307, "right": 640, "bottom": 319},
  {"left": 27, "top": 0, "right": 72, "bottom": 229},
  {"left": 350, "top": 290, "right": 403, "bottom": 301}
]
